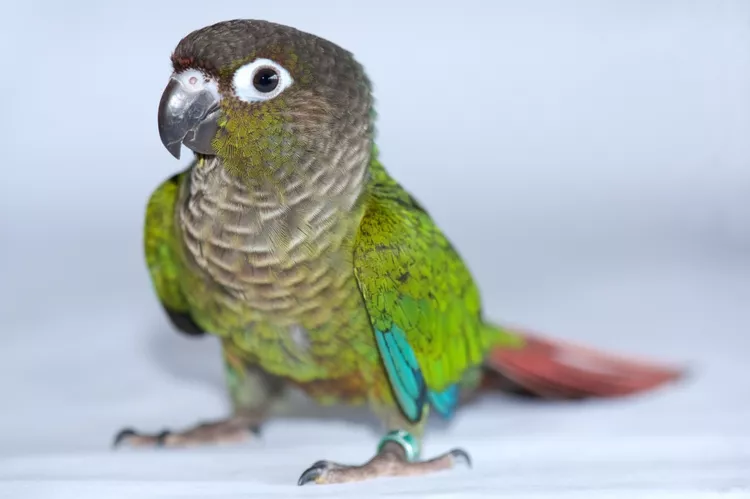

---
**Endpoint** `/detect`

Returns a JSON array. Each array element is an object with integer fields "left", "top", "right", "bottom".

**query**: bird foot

[
  {"left": 112, "top": 416, "right": 261, "bottom": 448},
  {"left": 298, "top": 430, "right": 471, "bottom": 485}
]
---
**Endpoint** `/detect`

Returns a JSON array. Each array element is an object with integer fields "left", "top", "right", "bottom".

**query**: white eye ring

[{"left": 232, "top": 58, "right": 293, "bottom": 103}]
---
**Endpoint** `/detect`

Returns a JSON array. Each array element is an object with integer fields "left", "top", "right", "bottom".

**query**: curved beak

[{"left": 158, "top": 70, "right": 221, "bottom": 159}]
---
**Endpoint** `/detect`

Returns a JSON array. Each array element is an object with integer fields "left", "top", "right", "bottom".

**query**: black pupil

[{"left": 253, "top": 68, "right": 279, "bottom": 93}]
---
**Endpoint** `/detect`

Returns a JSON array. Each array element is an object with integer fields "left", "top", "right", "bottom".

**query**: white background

[{"left": 2, "top": 1, "right": 750, "bottom": 497}]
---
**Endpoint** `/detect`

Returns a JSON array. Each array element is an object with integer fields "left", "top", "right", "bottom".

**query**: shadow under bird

[{"left": 114, "top": 19, "right": 685, "bottom": 485}]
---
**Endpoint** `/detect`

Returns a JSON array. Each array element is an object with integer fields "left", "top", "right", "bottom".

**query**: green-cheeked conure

[{"left": 114, "top": 19, "right": 684, "bottom": 485}]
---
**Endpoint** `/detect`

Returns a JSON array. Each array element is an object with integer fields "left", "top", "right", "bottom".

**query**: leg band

[{"left": 377, "top": 429, "right": 421, "bottom": 462}]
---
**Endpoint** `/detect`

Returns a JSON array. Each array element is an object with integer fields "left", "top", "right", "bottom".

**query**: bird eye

[
  {"left": 253, "top": 67, "right": 279, "bottom": 93},
  {"left": 232, "top": 58, "right": 293, "bottom": 103}
]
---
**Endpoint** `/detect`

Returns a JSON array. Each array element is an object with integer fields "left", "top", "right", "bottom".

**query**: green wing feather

[
  {"left": 353, "top": 154, "right": 520, "bottom": 423},
  {"left": 143, "top": 168, "right": 205, "bottom": 336}
]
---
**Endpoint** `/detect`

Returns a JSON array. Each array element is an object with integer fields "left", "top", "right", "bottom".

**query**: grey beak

[{"left": 158, "top": 75, "right": 221, "bottom": 159}]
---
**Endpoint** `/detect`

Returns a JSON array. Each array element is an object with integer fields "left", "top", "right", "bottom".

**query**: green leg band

[{"left": 377, "top": 430, "right": 421, "bottom": 462}]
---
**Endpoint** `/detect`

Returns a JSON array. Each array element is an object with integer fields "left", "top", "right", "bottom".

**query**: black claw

[
  {"left": 297, "top": 461, "right": 330, "bottom": 486},
  {"left": 112, "top": 428, "right": 137, "bottom": 448},
  {"left": 248, "top": 424, "right": 262, "bottom": 436},
  {"left": 449, "top": 448, "right": 472, "bottom": 468}
]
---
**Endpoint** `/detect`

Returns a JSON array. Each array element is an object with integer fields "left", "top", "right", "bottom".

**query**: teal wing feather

[{"left": 373, "top": 325, "right": 428, "bottom": 421}]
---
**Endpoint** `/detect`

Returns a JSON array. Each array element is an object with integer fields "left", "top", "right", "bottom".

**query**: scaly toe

[
  {"left": 111, "top": 418, "right": 260, "bottom": 449},
  {"left": 112, "top": 427, "right": 171, "bottom": 448},
  {"left": 155, "top": 430, "right": 172, "bottom": 446}
]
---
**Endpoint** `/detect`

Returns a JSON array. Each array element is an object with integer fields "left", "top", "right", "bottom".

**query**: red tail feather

[{"left": 483, "top": 329, "right": 686, "bottom": 399}]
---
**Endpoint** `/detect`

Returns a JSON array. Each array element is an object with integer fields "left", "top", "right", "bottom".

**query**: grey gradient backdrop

[{"left": 2, "top": 0, "right": 750, "bottom": 495}]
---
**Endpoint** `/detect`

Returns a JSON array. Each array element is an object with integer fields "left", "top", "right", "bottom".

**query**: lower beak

[{"left": 157, "top": 75, "right": 221, "bottom": 159}]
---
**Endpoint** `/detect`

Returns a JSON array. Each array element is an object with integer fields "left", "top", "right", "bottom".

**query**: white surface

[{"left": 3, "top": 1, "right": 750, "bottom": 497}]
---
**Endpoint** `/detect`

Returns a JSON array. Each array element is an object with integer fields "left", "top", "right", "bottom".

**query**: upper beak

[{"left": 158, "top": 71, "right": 221, "bottom": 159}]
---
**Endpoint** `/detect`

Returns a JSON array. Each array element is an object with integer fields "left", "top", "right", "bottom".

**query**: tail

[{"left": 481, "top": 327, "right": 686, "bottom": 399}]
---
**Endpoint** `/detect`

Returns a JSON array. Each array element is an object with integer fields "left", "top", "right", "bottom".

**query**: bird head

[{"left": 158, "top": 19, "right": 374, "bottom": 184}]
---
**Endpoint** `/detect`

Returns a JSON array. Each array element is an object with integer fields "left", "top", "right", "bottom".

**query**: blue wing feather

[
  {"left": 383, "top": 332, "right": 421, "bottom": 398},
  {"left": 427, "top": 384, "right": 460, "bottom": 419},
  {"left": 375, "top": 327, "right": 426, "bottom": 422},
  {"left": 375, "top": 325, "right": 460, "bottom": 423}
]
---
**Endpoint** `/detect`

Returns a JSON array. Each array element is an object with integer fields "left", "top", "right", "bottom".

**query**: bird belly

[{"left": 174, "top": 160, "right": 376, "bottom": 397}]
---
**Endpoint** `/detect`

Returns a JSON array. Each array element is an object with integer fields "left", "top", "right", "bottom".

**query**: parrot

[{"left": 114, "top": 19, "right": 685, "bottom": 485}]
